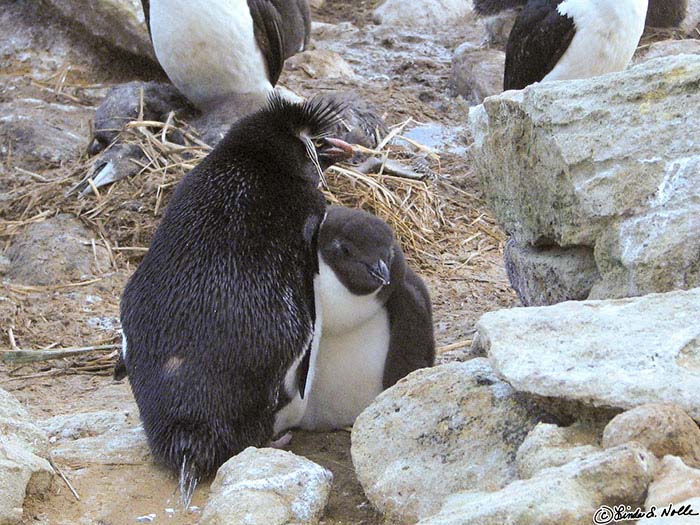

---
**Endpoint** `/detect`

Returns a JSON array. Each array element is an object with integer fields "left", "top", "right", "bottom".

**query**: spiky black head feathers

[{"left": 262, "top": 92, "right": 347, "bottom": 140}]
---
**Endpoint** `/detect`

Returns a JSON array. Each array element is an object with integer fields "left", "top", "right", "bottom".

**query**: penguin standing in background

[
  {"left": 119, "top": 95, "right": 352, "bottom": 503},
  {"left": 140, "top": 0, "right": 311, "bottom": 110},
  {"left": 299, "top": 207, "right": 435, "bottom": 431},
  {"left": 503, "top": 0, "right": 649, "bottom": 91}
]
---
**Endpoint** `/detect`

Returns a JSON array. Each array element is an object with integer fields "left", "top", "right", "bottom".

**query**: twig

[
  {"left": 436, "top": 339, "right": 473, "bottom": 354},
  {"left": 49, "top": 455, "right": 81, "bottom": 501},
  {"left": 1, "top": 344, "right": 121, "bottom": 364}
]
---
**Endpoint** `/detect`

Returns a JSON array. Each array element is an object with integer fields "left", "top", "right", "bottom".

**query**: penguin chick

[
  {"left": 141, "top": 0, "right": 311, "bottom": 110},
  {"left": 299, "top": 207, "right": 435, "bottom": 431},
  {"left": 504, "top": 0, "right": 648, "bottom": 91},
  {"left": 119, "top": 94, "right": 352, "bottom": 503}
]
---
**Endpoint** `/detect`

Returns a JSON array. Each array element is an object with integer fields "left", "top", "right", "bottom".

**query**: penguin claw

[{"left": 269, "top": 431, "right": 293, "bottom": 449}]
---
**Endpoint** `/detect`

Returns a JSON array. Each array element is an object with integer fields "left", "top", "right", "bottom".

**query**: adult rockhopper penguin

[
  {"left": 503, "top": 0, "right": 648, "bottom": 90},
  {"left": 119, "top": 94, "right": 352, "bottom": 503},
  {"left": 140, "top": 0, "right": 311, "bottom": 109}
]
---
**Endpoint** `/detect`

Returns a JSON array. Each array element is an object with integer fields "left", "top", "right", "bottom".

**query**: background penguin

[
  {"left": 503, "top": 0, "right": 649, "bottom": 91},
  {"left": 475, "top": 0, "right": 685, "bottom": 28},
  {"left": 119, "top": 94, "right": 352, "bottom": 502},
  {"left": 299, "top": 207, "right": 435, "bottom": 431},
  {"left": 140, "top": 0, "right": 311, "bottom": 110}
]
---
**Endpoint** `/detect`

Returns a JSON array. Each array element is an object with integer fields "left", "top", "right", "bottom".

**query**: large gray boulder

[
  {"left": 43, "top": 0, "right": 153, "bottom": 59},
  {"left": 469, "top": 54, "right": 700, "bottom": 303},
  {"left": 478, "top": 288, "right": 700, "bottom": 420},
  {"left": 351, "top": 359, "right": 542, "bottom": 523}
]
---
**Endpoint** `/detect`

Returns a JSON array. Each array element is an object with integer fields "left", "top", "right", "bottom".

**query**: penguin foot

[{"left": 269, "top": 431, "right": 293, "bottom": 449}]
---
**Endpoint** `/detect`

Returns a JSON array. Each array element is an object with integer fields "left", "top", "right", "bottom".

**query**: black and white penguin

[
  {"left": 504, "top": 0, "right": 649, "bottom": 91},
  {"left": 299, "top": 207, "right": 435, "bottom": 431},
  {"left": 119, "top": 94, "right": 352, "bottom": 501},
  {"left": 140, "top": 0, "right": 311, "bottom": 110}
]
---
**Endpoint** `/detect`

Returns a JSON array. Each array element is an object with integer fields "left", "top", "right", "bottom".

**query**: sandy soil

[{"left": 1, "top": 1, "right": 518, "bottom": 524}]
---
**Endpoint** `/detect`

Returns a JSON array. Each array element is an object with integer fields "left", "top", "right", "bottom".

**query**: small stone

[
  {"left": 6, "top": 214, "right": 110, "bottom": 286},
  {"left": 286, "top": 50, "right": 356, "bottom": 80},
  {"left": 603, "top": 404, "right": 700, "bottom": 468},
  {"left": 351, "top": 359, "right": 542, "bottom": 523},
  {"left": 516, "top": 422, "right": 601, "bottom": 479},
  {"left": 646, "top": 456, "right": 700, "bottom": 509},
  {"left": 43, "top": 0, "right": 154, "bottom": 59},
  {"left": 451, "top": 44, "right": 504, "bottom": 105},
  {"left": 51, "top": 425, "right": 150, "bottom": 466},
  {"left": 635, "top": 39, "right": 700, "bottom": 64},
  {"left": 201, "top": 447, "right": 332, "bottom": 525},
  {"left": 418, "top": 444, "right": 657, "bottom": 525},
  {"left": 40, "top": 411, "right": 130, "bottom": 442},
  {"left": 373, "top": 0, "right": 473, "bottom": 28}
]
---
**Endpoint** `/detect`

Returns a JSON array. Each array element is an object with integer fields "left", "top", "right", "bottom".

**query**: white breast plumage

[
  {"left": 149, "top": 0, "right": 272, "bottom": 108},
  {"left": 299, "top": 257, "right": 391, "bottom": 431},
  {"left": 544, "top": 0, "right": 648, "bottom": 82}
]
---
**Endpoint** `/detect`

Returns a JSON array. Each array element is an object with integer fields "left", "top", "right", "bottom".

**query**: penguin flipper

[
  {"left": 248, "top": 0, "right": 286, "bottom": 86},
  {"left": 382, "top": 267, "right": 436, "bottom": 389},
  {"left": 504, "top": 0, "right": 576, "bottom": 90}
]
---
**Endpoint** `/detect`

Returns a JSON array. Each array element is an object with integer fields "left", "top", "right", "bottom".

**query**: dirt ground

[{"left": 1, "top": 1, "right": 519, "bottom": 524}]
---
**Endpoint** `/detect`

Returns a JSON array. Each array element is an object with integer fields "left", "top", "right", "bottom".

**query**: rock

[
  {"left": 480, "top": 288, "right": 700, "bottom": 420},
  {"left": 635, "top": 39, "right": 700, "bottom": 64},
  {"left": 40, "top": 411, "right": 129, "bottom": 442},
  {"left": 504, "top": 238, "right": 600, "bottom": 306},
  {"left": 201, "top": 447, "right": 332, "bottom": 525},
  {"left": 6, "top": 214, "right": 110, "bottom": 286},
  {"left": 0, "top": 388, "right": 53, "bottom": 525},
  {"left": 470, "top": 55, "right": 700, "bottom": 300},
  {"left": 516, "top": 422, "right": 601, "bottom": 479},
  {"left": 286, "top": 49, "right": 356, "bottom": 80},
  {"left": 602, "top": 404, "right": 700, "bottom": 469},
  {"left": 43, "top": 0, "right": 154, "bottom": 59},
  {"left": 451, "top": 44, "right": 504, "bottom": 105},
  {"left": 50, "top": 425, "right": 150, "bottom": 466},
  {"left": 351, "top": 358, "right": 542, "bottom": 523},
  {"left": 92, "top": 81, "right": 190, "bottom": 149},
  {"left": 311, "top": 21, "right": 360, "bottom": 42},
  {"left": 418, "top": 443, "right": 656, "bottom": 525},
  {"left": 646, "top": 0, "right": 688, "bottom": 27},
  {"left": 0, "top": 98, "right": 92, "bottom": 169},
  {"left": 683, "top": 0, "right": 700, "bottom": 32},
  {"left": 482, "top": 11, "right": 519, "bottom": 46},
  {"left": 309, "top": 0, "right": 325, "bottom": 8},
  {"left": 646, "top": 456, "right": 700, "bottom": 509},
  {"left": 0, "top": 388, "right": 49, "bottom": 457},
  {"left": 373, "top": 0, "right": 473, "bottom": 28}
]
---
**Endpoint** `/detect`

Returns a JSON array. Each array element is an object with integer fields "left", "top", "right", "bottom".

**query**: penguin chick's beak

[
  {"left": 317, "top": 137, "right": 354, "bottom": 168},
  {"left": 369, "top": 259, "right": 391, "bottom": 286}
]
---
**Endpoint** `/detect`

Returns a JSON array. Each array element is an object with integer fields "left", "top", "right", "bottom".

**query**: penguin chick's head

[
  {"left": 320, "top": 206, "right": 401, "bottom": 296},
  {"left": 231, "top": 93, "right": 353, "bottom": 185}
]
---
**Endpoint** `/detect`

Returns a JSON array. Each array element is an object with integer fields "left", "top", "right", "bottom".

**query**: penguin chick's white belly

[
  {"left": 273, "top": 283, "right": 323, "bottom": 435},
  {"left": 300, "top": 259, "right": 390, "bottom": 431},
  {"left": 544, "top": 0, "right": 647, "bottom": 82},
  {"left": 149, "top": 0, "right": 273, "bottom": 108}
]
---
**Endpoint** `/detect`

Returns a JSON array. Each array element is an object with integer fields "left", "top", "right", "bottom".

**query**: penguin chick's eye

[{"left": 333, "top": 239, "right": 352, "bottom": 257}]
